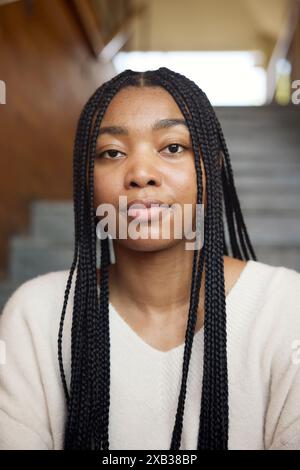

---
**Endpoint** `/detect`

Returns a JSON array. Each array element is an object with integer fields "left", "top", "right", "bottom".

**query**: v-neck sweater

[{"left": 0, "top": 259, "right": 300, "bottom": 450}]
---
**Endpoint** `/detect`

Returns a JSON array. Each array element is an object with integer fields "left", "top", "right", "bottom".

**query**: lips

[
  {"left": 127, "top": 198, "right": 171, "bottom": 210},
  {"left": 124, "top": 198, "right": 172, "bottom": 222}
]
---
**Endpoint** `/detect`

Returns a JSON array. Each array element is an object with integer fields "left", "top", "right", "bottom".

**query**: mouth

[
  {"left": 123, "top": 198, "right": 173, "bottom": 222},
  {"left": 128, "top": 205, "right": 172, "bottom": 222}
]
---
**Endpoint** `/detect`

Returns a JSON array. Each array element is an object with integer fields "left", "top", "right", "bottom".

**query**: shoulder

[
  {"left": 239, "top": 259, "right": 300, "bottom": 356},
  {"left": 254, "top": 262, "right": 300, "bottom": 449},
  {"left": 0, "top": 269, "right": 72, "bottom": 333},
  {"left": 0, "top": 271, "right": 72, "bottom": 449},
  {"left": 226, "top": 255, "right": 300, "bottom": 302},
  {"left": 257, "top": 261, "right": 300, "bottom": 342},
  {"left": 250, "top": 259, "right": 300, "bottom": 307},
  {"left": 261, "top": 261, "right": 300, "bottom": 338},
  {"left": 226, "top": 258, "right": 300, "bottom": 350},
  {"left": 2, "top": 270, "right": 71, "bottom": 309}
]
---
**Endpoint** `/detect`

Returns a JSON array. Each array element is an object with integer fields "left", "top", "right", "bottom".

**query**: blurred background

[{"left": 0, "top": 0, "right": 300, "bottom": 309}]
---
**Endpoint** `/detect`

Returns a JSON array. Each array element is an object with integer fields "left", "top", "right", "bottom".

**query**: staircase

[
  {"left": 0, "top": 105, "right": 300, "bottom": 311},
  {"left": 215, "top": 105, "right": 300, "bottom": 270},
  {"left": 0, "top": 201, "right": 75, "bottom": 311}
]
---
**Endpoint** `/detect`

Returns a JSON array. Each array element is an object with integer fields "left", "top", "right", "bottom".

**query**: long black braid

[{"left": 57, "top": 67, "right": 257, "bottom": 450}]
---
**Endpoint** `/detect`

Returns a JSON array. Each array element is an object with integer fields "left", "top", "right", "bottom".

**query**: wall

[
  {"left": 0, "top": 0, "right": 116, "bottom": 277},
  {"left": 130, "top": 0, "right": 290, "bottom": 66}
]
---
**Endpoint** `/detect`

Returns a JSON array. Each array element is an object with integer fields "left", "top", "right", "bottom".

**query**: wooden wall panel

[{"left": 0, "top": 0, "right": 115, "bottom": 278}]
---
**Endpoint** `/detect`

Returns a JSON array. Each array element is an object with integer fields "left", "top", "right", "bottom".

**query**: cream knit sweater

[{"left": 0, "top": 259, "right": 300, "bottom": 450}]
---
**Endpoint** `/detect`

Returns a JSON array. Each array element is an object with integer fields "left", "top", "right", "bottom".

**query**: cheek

[
  {"left": 170, "top": 164, "right": 197, "bottom": 205},
  {"left": 93, "top": 169, "right": 121, "bottom": 207}
]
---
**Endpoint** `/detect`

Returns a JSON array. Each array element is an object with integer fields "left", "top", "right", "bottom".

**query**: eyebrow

[{"left": 98, "top": 118, "right": 188, "bottom": 136}]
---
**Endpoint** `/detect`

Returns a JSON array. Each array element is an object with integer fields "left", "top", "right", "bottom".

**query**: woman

[{"left": 0, "top": 67, "right": 300, "bottom": 450}]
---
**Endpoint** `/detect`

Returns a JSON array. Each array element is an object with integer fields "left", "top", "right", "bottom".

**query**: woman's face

[{"left": 93, "top": 85, "right": 206, "bottom": 252}]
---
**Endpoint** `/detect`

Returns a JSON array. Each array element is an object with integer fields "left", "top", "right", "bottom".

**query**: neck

[{"left": 106, "top": 240, "right": 206, "bottom": 317}]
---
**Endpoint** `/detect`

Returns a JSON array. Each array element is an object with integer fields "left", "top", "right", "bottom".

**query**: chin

[{"left": 116, "top": 236, "right": 181, "bottom": 253}]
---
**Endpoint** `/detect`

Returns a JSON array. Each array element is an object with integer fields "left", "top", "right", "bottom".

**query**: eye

[
  {"left": 96, "top": 143, "right": 188, "bottom": 159},
  {"left": 96, "top": 149, "right": 125, "bottom": 160},
  {"left": 162, "top": 143, "right": 187, "bottom": 155}
]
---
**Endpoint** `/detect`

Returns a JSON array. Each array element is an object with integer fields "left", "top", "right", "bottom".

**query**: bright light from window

[{"left": 113, "top": 51, "right": 267, "bottom": 106}]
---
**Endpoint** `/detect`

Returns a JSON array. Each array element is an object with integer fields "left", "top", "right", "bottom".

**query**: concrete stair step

[
  {"left": 253, "top": 246, "right": 300, "bottom": 272},
  {"left": 215, "top": 105, "right": 300, "bottom": 120},
  {"left": 9, "top": 236, "right": 75, "bottom": 283},
  {"left": 232, "top": 161, "right": 300, "bottom": 174},
  {"left": 239, "top": 193, "right": 300, "bottom": 214},
  {"left": 227, "top": 143, "right": 300, "bottom": 158},
  {"left": 232, "top": 215, "right": 300, "bottom": 246},
  {"left": 30, "top": 200, "right": 74, "bottom": 242},
  {"left": 0, "top": 280, "right": 22, "bottom": 312},
  {"left": 235, "top": 176, "right": 300, "bottom": 193}
]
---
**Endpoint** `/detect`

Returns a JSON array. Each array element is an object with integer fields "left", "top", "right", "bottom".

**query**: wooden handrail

[
  {"left": 71, "top": 0, "right": 146, "bottom": 60},
  {"left": 99, "top": 3, "right": 146, "bottom": 62}
]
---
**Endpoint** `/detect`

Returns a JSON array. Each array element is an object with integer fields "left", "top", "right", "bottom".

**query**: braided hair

[{"left": 57, "top": 67, "right": 257, "bottom": 450}]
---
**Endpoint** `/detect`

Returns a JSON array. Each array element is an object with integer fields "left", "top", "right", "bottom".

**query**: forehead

[{"left": 101, "top": 86, "right": 185, "bottom": 126}]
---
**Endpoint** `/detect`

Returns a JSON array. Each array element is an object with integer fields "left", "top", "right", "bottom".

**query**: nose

[{"left": 124, "top": 149, "right": 162, "bottom": 189}]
